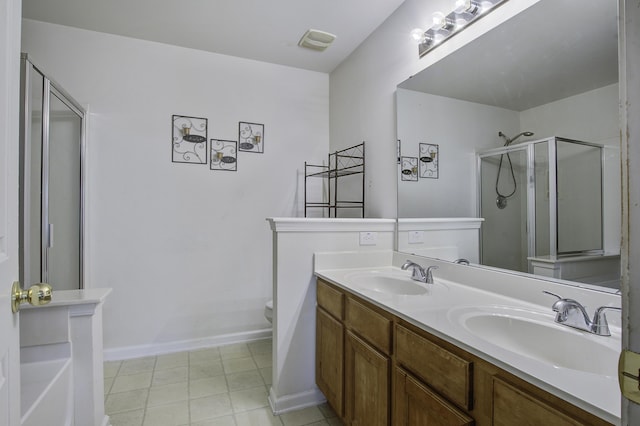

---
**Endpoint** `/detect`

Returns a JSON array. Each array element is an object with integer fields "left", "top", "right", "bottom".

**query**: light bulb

[
  {"left": 431, "top": 12, "right": 446, "bottom": 30},
  {"left": 410, "top": 28, "right": 425, "bottom": 42}
]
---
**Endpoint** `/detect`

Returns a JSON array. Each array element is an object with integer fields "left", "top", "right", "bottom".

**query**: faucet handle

[
  {"left": 592, "top": 306, "right": 621, "bottom": 336},
  {"left": 542, "top": 290, "right": 562, "bottom": 300}
]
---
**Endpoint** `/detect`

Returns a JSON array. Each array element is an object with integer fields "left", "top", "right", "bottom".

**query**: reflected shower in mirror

[{"left": 396, "top": 0, "right": 620, "bottom": 290}]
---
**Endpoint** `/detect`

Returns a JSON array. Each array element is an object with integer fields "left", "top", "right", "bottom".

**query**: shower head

[{"left": 498, "top": 131, "right": 534, "bottom": 146}]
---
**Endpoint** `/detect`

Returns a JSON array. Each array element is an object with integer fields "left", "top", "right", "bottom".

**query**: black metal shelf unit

[{"left": 304, "top": 142, "right": 365, "bottom": 218}]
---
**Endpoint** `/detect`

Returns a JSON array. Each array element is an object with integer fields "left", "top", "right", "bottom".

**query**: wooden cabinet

[
  {"left": 394, "top": 367, "right": 474, "bottom": 426},
  {"left": 316, "top": 307, "right": 344, "bottom": 416},
  {"left": 315, "top": 278, "right": 613, "bottom": 426},
  {"left": 344, "top": 331, "right": 390, "bottom": 426}
]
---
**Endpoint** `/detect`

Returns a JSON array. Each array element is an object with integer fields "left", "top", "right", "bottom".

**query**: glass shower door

[
  {"left": 479, "top": 148, "right": 529, "bottom": 272},
  {"left": 46, "top": 91, "right": 83, "bottom": 290}
]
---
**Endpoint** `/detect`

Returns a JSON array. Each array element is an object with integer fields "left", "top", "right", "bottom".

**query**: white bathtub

[{"left": 21, "top": 343, "right": 73, "bottom": 426}]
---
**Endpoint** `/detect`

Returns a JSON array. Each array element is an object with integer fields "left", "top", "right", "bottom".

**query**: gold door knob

[{"left": 11, "top": 281, "right": 52, "bottom": 313}]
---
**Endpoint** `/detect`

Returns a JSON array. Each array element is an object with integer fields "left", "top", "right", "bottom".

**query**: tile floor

[{"left": 104, "top": 339, "right": 343, "bottom": 426}]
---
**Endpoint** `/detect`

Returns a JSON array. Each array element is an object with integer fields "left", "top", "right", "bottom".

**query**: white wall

[{"left": 21, "top": 19, "right": 330, "bottom": 358}]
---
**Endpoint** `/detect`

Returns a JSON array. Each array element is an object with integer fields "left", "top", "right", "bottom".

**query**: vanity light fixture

[{"left": 415, "top": 0, "right": 508, "bottom": 57}]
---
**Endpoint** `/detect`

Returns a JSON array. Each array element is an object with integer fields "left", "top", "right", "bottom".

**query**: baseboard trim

[
  {"left": 103, "top": 328, "right": 272, "bottom": 361},
  {"left": 268, "top": 386, "right": 326, "bottom": 415}
]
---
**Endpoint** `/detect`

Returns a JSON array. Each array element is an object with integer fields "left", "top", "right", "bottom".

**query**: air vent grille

[{"left": 298, "top": 29, "right": 336, "bottom": 51}]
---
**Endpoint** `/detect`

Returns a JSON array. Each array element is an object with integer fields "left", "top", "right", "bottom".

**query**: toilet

[{"left": 264, "top": 300, "right": 273, "bottom": 324}]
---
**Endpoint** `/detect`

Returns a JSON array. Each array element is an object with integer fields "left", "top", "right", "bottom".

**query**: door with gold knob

[{"left": 0, "top": 2, "right": 23, "bottom": 425}]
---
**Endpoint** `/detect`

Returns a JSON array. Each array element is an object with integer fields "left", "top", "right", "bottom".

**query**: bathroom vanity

[{"left": 314, "top": 251, "right": 620, "bottom": 425}]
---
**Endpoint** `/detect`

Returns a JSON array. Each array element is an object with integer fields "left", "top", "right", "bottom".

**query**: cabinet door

[
  {"left": 394, "top": 367, "right": 474, "bottom": 426},
  {"left": 316, "top": 307, "right": 344, "bottom": 416},
  {"left": 493, "top": 377, "right": 582, "bottom": 426},
  {"left": 345, "top": 331, "right": 389, "bottom": 426}
]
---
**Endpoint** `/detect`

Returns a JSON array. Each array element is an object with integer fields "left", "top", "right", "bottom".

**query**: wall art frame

[
  {"left": 210, "top": 139, "right": 238, "bottom": 171},
  {"left": 238, "top": 121, "right": 264, "bottom": 153},
  {"left": 419, "top": 143, "right": 439, "bottom": 179},
  {"left": 401, "top": 156, "right": 418, "bottom": 181},
  {"left": 172, "top": 115, "right": 208, "bottom": 164}
]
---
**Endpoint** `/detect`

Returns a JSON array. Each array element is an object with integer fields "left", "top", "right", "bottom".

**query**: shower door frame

[
  {"left": 19, "top": 53, "right": 87, "bottom": 289},
  {"left": 476, "top": 137, "right": 606, "bottom": 270}
]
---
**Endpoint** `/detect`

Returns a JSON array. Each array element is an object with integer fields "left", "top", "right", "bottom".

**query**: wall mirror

[{"left": 396, "top": 0, "right": 620, "bottom": 290}]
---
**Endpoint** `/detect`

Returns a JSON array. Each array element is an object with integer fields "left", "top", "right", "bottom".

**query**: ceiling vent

[{"left": 298, "top": 29, "right": 336, "bottom": 51}]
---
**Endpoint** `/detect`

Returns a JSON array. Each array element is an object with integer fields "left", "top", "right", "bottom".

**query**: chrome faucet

[
  {"left": 543, "top": 291, "right": 621, "bottom": 336},
  {"left": 401, "top": 260, "right": 438, "bottom": 284}
]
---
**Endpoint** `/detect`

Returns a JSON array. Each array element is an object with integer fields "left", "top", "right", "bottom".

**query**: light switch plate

[
  {"left": 359, "top": 232, "right": 378, "bottom": 246},
  {"left": 408, "top": 230, "right": 425, "bottom": 244}
]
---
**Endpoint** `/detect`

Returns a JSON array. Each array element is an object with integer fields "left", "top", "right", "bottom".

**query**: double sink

[{"left": 343, "top": 267, "right": 619, "bottom": 378}]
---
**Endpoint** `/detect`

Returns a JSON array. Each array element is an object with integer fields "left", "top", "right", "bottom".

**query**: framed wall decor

[
  {"left": 401, "top": 156, "right": 418, "bottom": 181},
  {"left": 419, "top": 143, "right": 439, "bottom": 179},
  {"left": 172, "top": 115, "right": 208, "bottom": 164},
  {"left": 210, "top": 139, "right": 238, "bottom": 171},
  {"left": 238, "top": 122, "right": 264, "bottom": 153}
]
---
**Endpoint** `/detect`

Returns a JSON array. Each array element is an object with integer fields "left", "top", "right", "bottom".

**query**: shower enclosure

[
  {"left": 19, "top": 54, "right": 86, "bottom": 290},
  {"left": 477, "top": 136, "right": 608, "bottom": 279}
]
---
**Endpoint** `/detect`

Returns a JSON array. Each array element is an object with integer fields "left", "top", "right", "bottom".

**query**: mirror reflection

[{"left": 396, "top": 0, "right": 620, "bottom": 289}]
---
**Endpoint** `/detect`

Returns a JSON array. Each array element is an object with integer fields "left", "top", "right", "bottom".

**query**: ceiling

[
  {"left": 21, "top": 0, "right": 406, "bottom": 73},
  {"left": 399, "top": 0, "right": 619, "bottom": 111}
]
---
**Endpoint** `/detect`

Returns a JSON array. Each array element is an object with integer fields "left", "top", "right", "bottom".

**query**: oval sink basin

[
  {"left": 344, "top": 270, "right": 429, "bottom": 295},
  {"left": 451, "top": 307, "right": 619, "bottom": 377}
]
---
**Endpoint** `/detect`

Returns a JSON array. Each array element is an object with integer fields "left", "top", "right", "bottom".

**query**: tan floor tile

[
  {"left": 190, "top": 360, "right": 225, "bottom": 379},
  {"left": 143, "top": 400, "right": 189, "bottom": 426},
  {"left": 152, "top": 366, "right": 188, "bottom": 386},
  {"left": 235, "top": 407, "right": 283, "bottom": 426},
  {"left": 259, "top": 367, "right": 272, "bottom": 385},
  {"left": 192, "top": 415, "right": 237, "bottom": 426},
  {"left": 253, "top": 353, "right": 272, "bottom": 369},
  {"left": 104, "top": 360, "right": 122, "bottom": 378},
  {"left": 119, "top": 357, "right": 156, "bottom": 375},
  {"left": 155, "top": 352, "right": 189, "bottom": 370},
  {"left": 190, "top": 348, "right": 222, "bottom": 364},
  {"left": 110, "top": 371, "right": 153, "bottom": 393},
  {"left": 226, "top": 370, "right": 265, "bottom": 392},
  {"left": 190, "top": 376, "right": 229, "bottom": 398},
  {"left": 279, "top": 406, "right": 324, "bottom": 426},
  {"left": 220, "top": 343, "right": 251, "bottom": 360},
  {"left": 147, "top": 381, "right": 189, "bottom": 407},
  {"left": 248, "top": 340, "right": 272, "bottom": 356},
  {"left": 190, "top": 394, "right": 234, "bottom": 422},
  {"left": 104, "top": 376, "right": 115, "bottom": 395},
  {"left": 317, "top": 402, "right": 337, "bottom": 419},
  {"left": 326, "top": 418, "right": 344, "bottom": 426},
  {"left": 304, "top": 421, "right": 329, "bottom": 426},
  {"left": 230, "top": 386, "right": 269, "bottom": 412},
  {"left": 105, "top": 388, "right": 149, "bottom": 414},
  {"left": 223, "top": 356, "right": 257, "bottom": 374},
  {"left": 107, "top": 408, "right": 144, "bottom": 426}
]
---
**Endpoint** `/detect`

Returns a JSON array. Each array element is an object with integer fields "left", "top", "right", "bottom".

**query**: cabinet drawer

[
  {"left": 395, "top": 324, "right": 472, "bottom": 410},
  {"left": 493, "top": 377, "right": 582, "bottom": 426},
  {"left": 345, "top": 297, "right": 392, "bottom": 354},
  {"left": 317, "top": 279, "right": 344, "bottom": 320}
]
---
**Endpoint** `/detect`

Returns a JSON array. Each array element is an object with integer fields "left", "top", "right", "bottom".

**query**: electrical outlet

[
  {"left": 359, "top": 231, "right": 378, "bottom": 246},
  {"left": 408, "top": 230, "right": 425, "bottom": 244}
]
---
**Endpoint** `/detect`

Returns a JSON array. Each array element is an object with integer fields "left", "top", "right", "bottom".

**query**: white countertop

[{"left": 314, "top": 251, "right": 621, "bottom": 425}]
